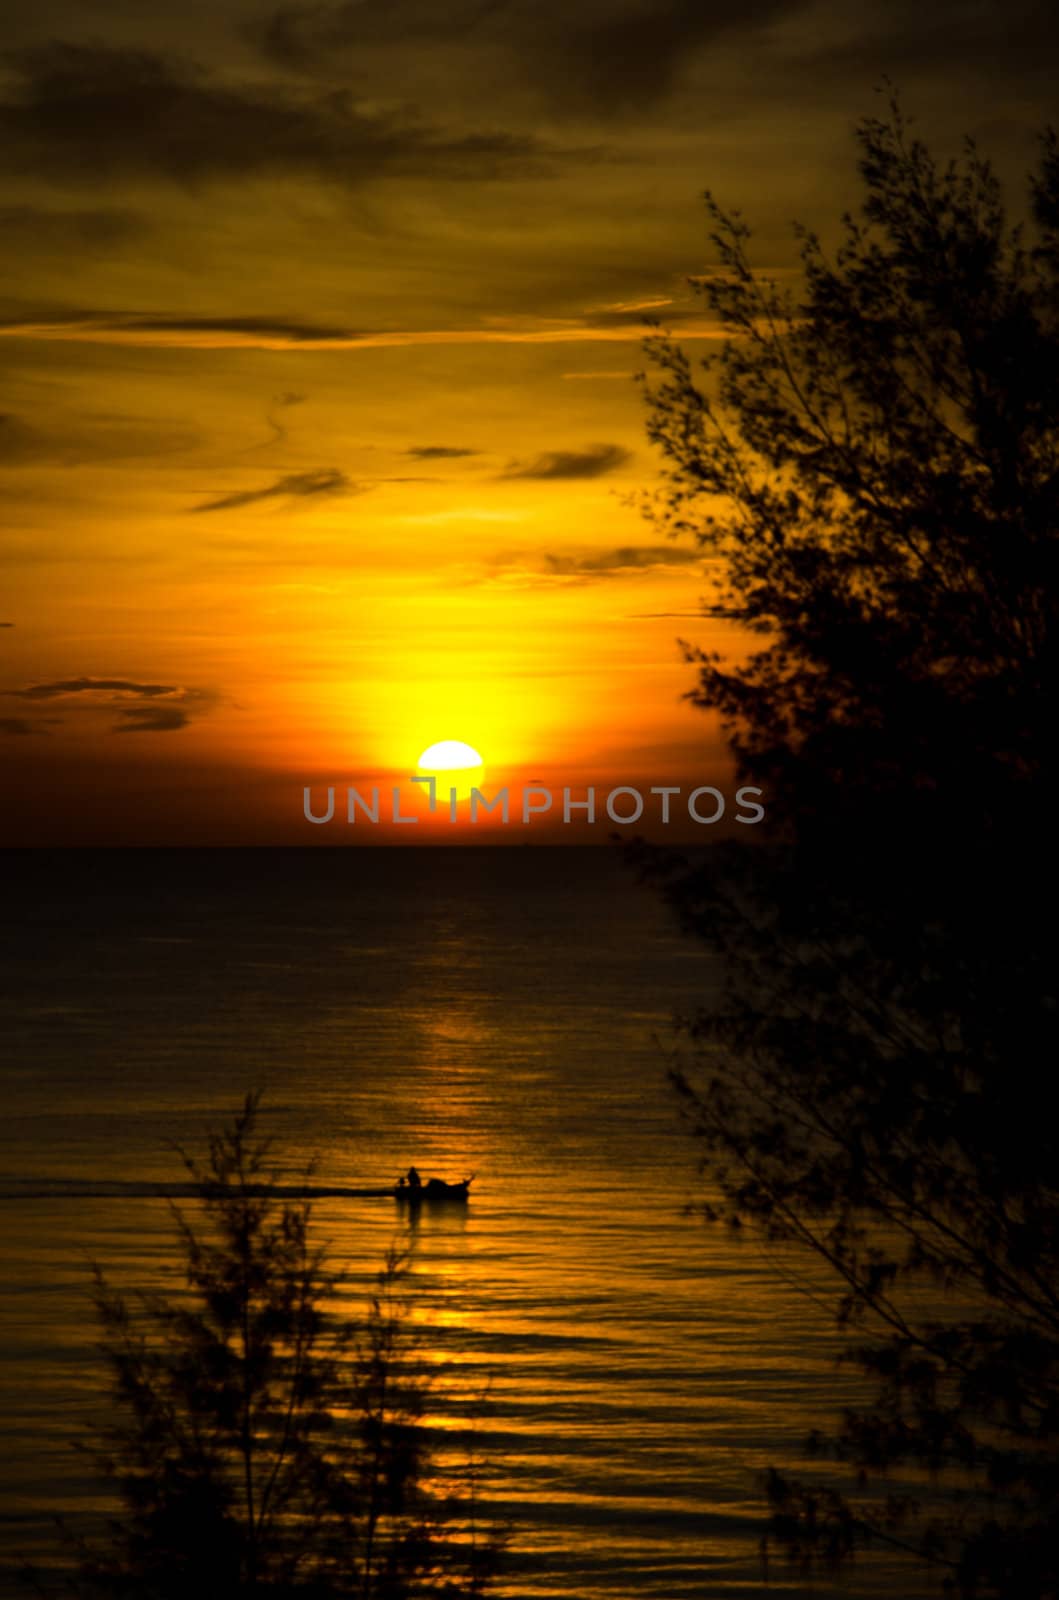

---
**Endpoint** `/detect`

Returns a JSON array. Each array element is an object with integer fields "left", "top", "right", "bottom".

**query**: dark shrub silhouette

[
  {"left": 73, "top": 1095, "right": 498, "bottom": 1599},
  {"left": 639, "top": 100, "right": 1059, "bottom": 1597}
]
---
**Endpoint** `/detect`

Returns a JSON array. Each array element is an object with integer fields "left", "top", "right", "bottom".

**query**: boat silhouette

[{"left": 394, "top": 1175, "right": 472, "bottom": 1204}]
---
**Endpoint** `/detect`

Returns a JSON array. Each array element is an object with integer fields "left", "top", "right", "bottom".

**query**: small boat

[{"left": 394, "top": 1176, "right": 472, "bottom": 1203}]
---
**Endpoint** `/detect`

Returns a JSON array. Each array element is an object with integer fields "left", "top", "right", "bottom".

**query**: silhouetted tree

[
  {"left": 74, "top": 1096, "right": 497, "bottom": 1600},
  {"left": 639, "top": 100, "right": 1059, "bottom": 1597}
]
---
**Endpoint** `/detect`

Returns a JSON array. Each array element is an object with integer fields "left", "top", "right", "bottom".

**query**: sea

[{"left": 0, "top": 847, "right": 922, "bottom": 1598}]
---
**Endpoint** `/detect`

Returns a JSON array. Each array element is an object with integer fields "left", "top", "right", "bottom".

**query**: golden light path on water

[{"left": 0, "top": 850, "right": 923, "bottom": 1599}]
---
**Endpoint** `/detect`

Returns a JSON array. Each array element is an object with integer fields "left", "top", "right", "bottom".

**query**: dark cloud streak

[
  {"left": 129, "top": 315, "right": 356, "bottom": 341},
  {"left": 0, "top": 204, "right": 145, "bottom": 249},
  {"left": 254, "top": 0, "right": 511, "bottom": 67},
  {"left": 10, "top": 676, "right": 178, "bottom": 701},
  {"left": 3, "top": 678, "right": 217, "bottom": 734},
  {"left": 528, "top": 0, "right": 798, "bottom": 115},
  {"left": 406, "top": 445, "right": 480, "bottom": 459},
  {"left": 113, "top": 707, "right": 190, "bottom": 733},
  {"left": 252, "top": 0, "right": 800, "bottom": 116},
  {"left": 0, "top": 407, "right": 200, "bottom": 466},
  {"left": 544, "top": 544, "right": 702, "bottom": 575},
  {"left": 190, "top": 468, "right": 355, "bottom": 513},
  {"left": 500, "top": 442, "right": 631, "bottom": 480},
  {"left": 0, "top": 42, "right": 582, "bottom": 188}
]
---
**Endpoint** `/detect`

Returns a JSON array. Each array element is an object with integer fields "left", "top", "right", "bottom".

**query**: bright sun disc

[
  {"left": 415, "top": 740, "right": 485, "bottom": 807},
  {"left": 417, "top": 740, "right": 483, "bottom": 771}
]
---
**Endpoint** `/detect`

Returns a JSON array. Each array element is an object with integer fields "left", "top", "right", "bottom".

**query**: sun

[
  {"left": 416, "top": 740, "right": 485, "bottom": 805},
  {"left": 417, "top": 739, "right": 483, "bottom": 772}
]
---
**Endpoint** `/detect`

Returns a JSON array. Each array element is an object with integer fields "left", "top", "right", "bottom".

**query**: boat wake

[{"left": 0, "top": 1178, "right": 398, "bottom": 1202}]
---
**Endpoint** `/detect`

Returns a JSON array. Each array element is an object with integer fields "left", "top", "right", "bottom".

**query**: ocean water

[{"left": 0, "top": 848, "right": 915, "bottom": 1598}]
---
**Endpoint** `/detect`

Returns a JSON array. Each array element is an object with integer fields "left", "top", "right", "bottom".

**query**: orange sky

[
  {"left": 1, "top": 0, "right": 1053, "bottom": 842},
  {"left": 0, "top": 326, "right": 745, "bottom": 841}
]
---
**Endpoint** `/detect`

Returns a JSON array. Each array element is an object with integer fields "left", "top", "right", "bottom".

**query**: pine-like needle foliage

[
  {"left": 74, "top": 1095, "right": 498, "bottom": 1600},
  {"left": 639, "top": 100, "right": 1059, "bottom": 1597}
]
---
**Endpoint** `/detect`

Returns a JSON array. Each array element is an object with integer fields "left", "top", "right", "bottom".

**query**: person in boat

[{"left": 406, "top": 1165, "right": 422, "bottom": 1191}]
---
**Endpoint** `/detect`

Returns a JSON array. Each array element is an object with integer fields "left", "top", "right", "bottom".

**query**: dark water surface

[{"left": 0, "top": 849, "right": 912, "bottom": 1597}]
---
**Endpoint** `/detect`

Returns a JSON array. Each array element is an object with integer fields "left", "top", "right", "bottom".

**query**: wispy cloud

[
  {"left": 113, "top": 315, "right": 356, "bottom": 343},
  {"left": 10, "top": 676, "right": 180, "bottom": 701},
  {"left": 3, "top": 677, "right": 218, "bottom": 733},
  {"left": 0, "top": 310, "right": 723, "bottom": 351},
  {"left": 543, "top": 544, "right": 701, "bottom": 575},
  {"left": 113, "top": 706, "right": 192, "bottom": 733},
  {"left": 262, "top": 392, "right": 307, "bottom": 448},
  {"left": 0, "top": 407, "right": 199, "bottom": 466},
  {"left": 190, "top": 468, "right": 355, "bottom": 513},
  {"left": 465, "top": 543, "right": 705, "bottom": 589},
  {"left": 250, "top": 0, "right": 802, "bottom": 117},
  {"left": 597, "top": 297, "right": 675, "bottom": 313},
  {"left": 499, "top": 442, "right": 631, "bottom": 480},
  {"left": 406, "top": 445, "right": 480, "bottom": 459},
  {"left": 0, "top": 715, "right": 44, "bottom": 736},
  {"left": 562, "top": 370, "right": 635, "bottom": 381},
  {"left": 0, "top": 42, "right": 580, "bottom": 189},
  {"left": 0, "top": 204, "right": 145, "bottom": 250}
]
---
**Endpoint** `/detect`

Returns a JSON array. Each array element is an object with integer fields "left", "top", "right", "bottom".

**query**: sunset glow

[
  {"left": 3, "top": 5, "right": 1056, "bottom": 1599},
  {"left": 0, "top": 3, "right": 1049, "bottom": 845}
]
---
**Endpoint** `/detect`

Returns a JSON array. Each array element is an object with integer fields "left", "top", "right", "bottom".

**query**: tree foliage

[
  {"left": 639, "top": 100, "right": 1059, "bottom": 1596},
  {"left": 74, "top": 1095, "right": 497, "bottom": 1600}
]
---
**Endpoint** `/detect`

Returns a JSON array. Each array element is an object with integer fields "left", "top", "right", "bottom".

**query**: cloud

[
  {"left": 0, "top": 42, "right": 577, "bottom": 189},
  {"left": 113, "top": 706, "right": 191, "bottom": 733},
  {"left": 0, "top": 412, "right": 40, "bottom": 462},
  {"left": 0, "top": 407, "right": 199, "bottom": 466},
  {"left": 3, "top": 677, "right": 217, "bottom": 733},
  {"left": 261, "top": 392, "right": 307, "bottom": 449},
  {"left": 253, "top": 0, "right": 507, "bottom": 67},
  {"left": 519, "top": 0, "right": 797, "bottom": 115},
  {"left": 468, "top": 542, "right": 706, "bottom": 589},
  {"left": 598, "top": 297, "right": 675, "bottom": 313},
  {"left": 190, "top": 468, "right": 356, "bottom": 513},
  {"left": 10, "top": 676, "right": 179, "bottom": 701},
  {"left": 499, "top": 442, "right": 631, "bottom": 480},
  {"left": 0, "top": 312, "right": 359, "bottom": 349},
  {"left": 579, "top": 305, "right": 705, "bottom": 328},
  {"left": 252, "top": 0, "right": 799, "bottom": 116},
  {"left": 127, "top": 315, "right": 357, "bottom": 343},
  {"left": 791, "top": 0, "right": 1059, "bottom": 91},
  {"left": 543, "top": 544, "right": 703, "bottom": 575},
  {"left": 406, "top": 445, "right": 480, "bottom": 459},
  {"left": 0, "top": 309, "right": 724, "bottom": 351},
  {"left": 0, "top": 204, "right": 145, "bottom": 250},
  {"left": 0, "top": 621, "right": 13, "bottom": 628},
  {"left": 0, "top": 715, "right": 43, "bottom": 736}
]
